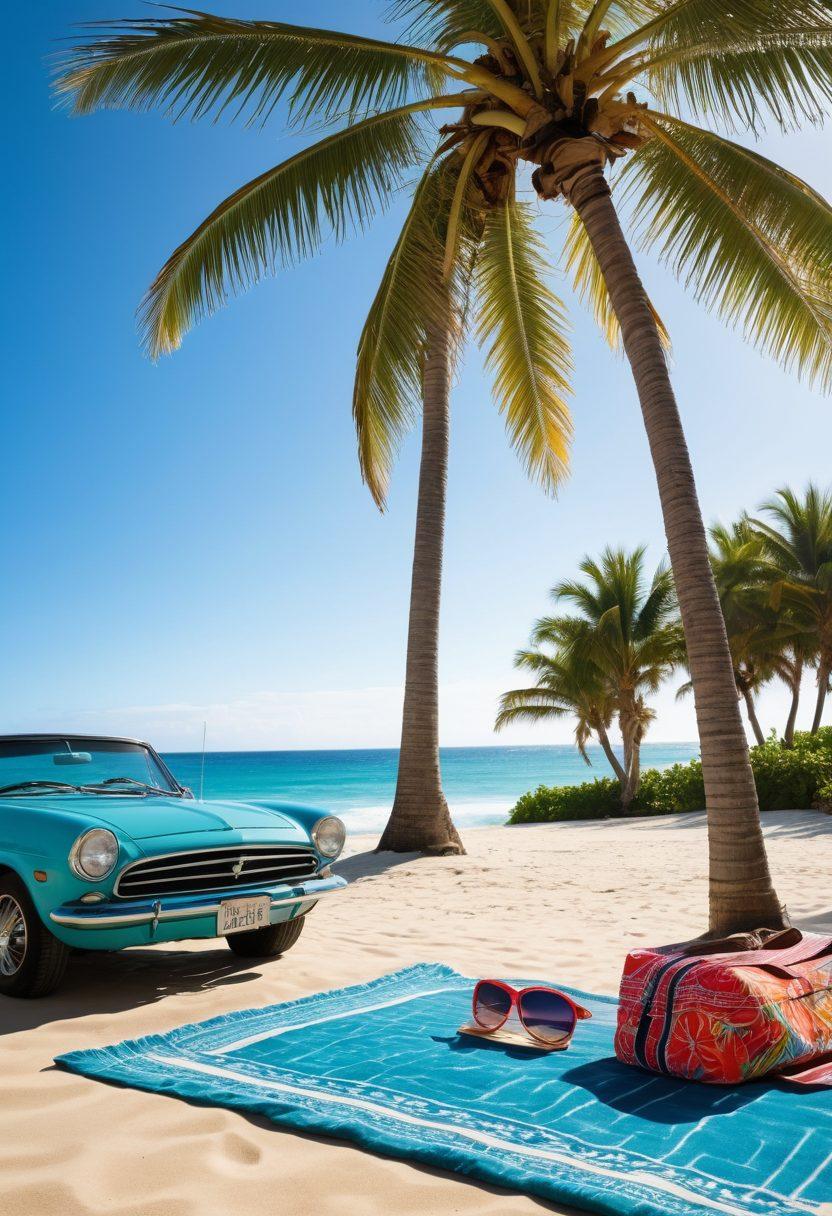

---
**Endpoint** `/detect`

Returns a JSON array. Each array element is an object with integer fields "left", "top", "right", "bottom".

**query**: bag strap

[
  {"left": 680, "top": 930, "right": 832, "bottom": 971},
  {"left": 776, "top": 1053, "right": 832, "bottom": 1088}
]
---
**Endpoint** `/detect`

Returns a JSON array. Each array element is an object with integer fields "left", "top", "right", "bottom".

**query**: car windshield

[{"left": 0, "top": 738, "right": 179, "bottom": 796}]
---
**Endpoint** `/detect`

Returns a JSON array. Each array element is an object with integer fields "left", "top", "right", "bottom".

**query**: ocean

[{"left": 161, "top": 743, "right": 699, "bottom": 835}]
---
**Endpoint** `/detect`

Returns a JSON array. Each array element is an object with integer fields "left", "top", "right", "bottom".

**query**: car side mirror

[{"left": 181, "top": 786, "right": 195, "bottom": 799}]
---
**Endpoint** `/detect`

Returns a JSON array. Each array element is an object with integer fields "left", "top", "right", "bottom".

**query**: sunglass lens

[
  {"left": 474, "top": 981, "right": 512, "bottom": 1029},
  {"left": 519, "top": 989, "right": 576, "bottom": 1045}
]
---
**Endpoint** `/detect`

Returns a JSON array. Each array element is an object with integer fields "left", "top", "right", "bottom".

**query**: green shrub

[
  {"left": 510, "top": 777, "right": 622, "bottom": 823},
  {"left": 747, "top": 733, "right": 832, "bottom": 810},
  {"left": 632, "top": 761, "right": 705, "bottom": 815},
  {"left": 508, "top": 730, "right": 832, "bottom": 824},
  {"left": 814, "top": 777, "right": 832, "bottom": 813}
]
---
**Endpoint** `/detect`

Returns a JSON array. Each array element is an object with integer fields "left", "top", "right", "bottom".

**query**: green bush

[
  {"left": 510, "top": 777, "right": 622, "bottom": 823},
  {"left": 508, "top": 730, "right": 832, "bottom": 824},
  {"left": 747, "top": 732, "right": 832, "bottom": 810}
]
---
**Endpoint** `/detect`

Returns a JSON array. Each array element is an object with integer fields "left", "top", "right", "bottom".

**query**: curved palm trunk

[
  {"left": 596, "top": 722, "right": 627, "bottom": 784},
  {"left": 624, "top": 743, "right": 641, "bottom": 810},
  {"left": 377, "top": 309, "right": 464, "bottom": 855},
  {"left": 618, "top": 707, "right": 641, "bottom": 809},
  {"left": 563, "top": 163, "right": 784, "bottom": 933},
  {"left": 741, "top": 689, "right": 766, "bottom": 747},
  {"left": 811, "top": 659, "right": 829, "bottom": 733},
  {"left": 783, "top": 656, "right": 802, "bottom": 746}
]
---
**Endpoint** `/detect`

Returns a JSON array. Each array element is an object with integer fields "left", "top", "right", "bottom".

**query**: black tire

[
  {"left": 0, "top": 874, "right": 70, "bottom": 998},
  {"left": 225, "top": 914, "right": 306, "bottom": 959}
]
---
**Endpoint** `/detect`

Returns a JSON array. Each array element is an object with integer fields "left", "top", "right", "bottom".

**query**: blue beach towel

[{"left": 58, "top": 963, "right": 832, "bottom": 1216}]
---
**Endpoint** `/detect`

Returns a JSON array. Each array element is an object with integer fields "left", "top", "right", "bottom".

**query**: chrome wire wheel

[{"left": 0, "top": 895, "right": 27, "bottom": 977}]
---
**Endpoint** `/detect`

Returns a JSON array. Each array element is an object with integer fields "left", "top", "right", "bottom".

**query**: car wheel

[
  {"left": 0, "top": 875, "right": 70, "bottom": 998},
  {"left": 225, "top": 914, "right": 306, "bottom": 958}
]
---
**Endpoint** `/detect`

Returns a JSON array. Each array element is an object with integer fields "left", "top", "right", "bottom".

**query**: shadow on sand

[
  {"left": 334, "top": 849, "right": 421, "bottom": 881},
  {"left": 1, "top": 946, "right": 265, "bottom": 1036}
]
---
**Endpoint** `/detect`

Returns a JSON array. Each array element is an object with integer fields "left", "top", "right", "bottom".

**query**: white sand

[{"left": 3, "top": 811, "right": 830, "bottom": 1216}]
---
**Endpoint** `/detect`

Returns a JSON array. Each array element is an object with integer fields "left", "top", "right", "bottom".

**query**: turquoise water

[{"left": 162, "top": 743, "right": 698, "bottom": 834}]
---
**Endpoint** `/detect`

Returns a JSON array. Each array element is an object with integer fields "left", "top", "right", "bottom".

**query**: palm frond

[
  {"left": 583, "top": 0, "right": 831, "bottom": 79},
  {"left": 54, "top": 9, "right": 456, "bottom": 127},
  {"left": 623, "top": 112, "right": 832, "bottom": 391},
  {"left": 562, "top": 210, "right": 670, "bottom": 353},
  {"left": 391, "top": 0, "right": 535, "bottom": 50},
  {"left": 141, "top": 103, "right": 434, "bottom": 359},
  {"left": 476, "top": 197, "right": 573, "bottom": 493},
  {"left": 495, "top": 687, "right": 571, "bottom": 731},
  {"left": 353, "top": 153, "right": 485, "bottom": 508},
  {"left": 635, "top": 27, "right": 832, "bottom": 132}
]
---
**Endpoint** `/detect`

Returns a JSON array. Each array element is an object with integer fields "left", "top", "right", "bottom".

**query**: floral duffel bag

[{"left": 614, "top": 928, "right": 832, "bottom": 1085}]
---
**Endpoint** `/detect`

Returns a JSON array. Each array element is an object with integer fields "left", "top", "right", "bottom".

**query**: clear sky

[{"left": 4, "top": 2, "right": 831, "bottom": 751}]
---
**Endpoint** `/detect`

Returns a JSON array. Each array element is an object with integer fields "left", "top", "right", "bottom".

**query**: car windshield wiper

[
  {"left": 0, "top": 780, "right": 91, "bottom": 796},
  {"left": 84, "top": 777, "right": 176, "bottom": 797}
]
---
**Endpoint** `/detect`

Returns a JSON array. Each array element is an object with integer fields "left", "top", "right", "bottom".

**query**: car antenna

[{"left": 199, "top": 720, "right": 207, "bottom": 802}]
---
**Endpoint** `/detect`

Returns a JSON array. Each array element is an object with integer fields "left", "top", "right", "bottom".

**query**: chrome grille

[{"left": 115, "top": 846, "right": 318, "bottom": 898}]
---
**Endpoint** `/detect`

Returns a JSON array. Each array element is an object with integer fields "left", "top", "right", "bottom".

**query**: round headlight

[
  {"left": 312, "top": 816, "right": 346, "bottom": 859},
  {"left": 70, "top": 829, "right": 119, "bottom": 880}
]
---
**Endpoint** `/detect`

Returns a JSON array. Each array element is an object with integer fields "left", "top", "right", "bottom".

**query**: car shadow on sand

[
  {"left": 334, "top": 848, "right": 421, "bottom": 881},
  {"left": 1, "top": 945, "right": 264, "bottom": 1036}
]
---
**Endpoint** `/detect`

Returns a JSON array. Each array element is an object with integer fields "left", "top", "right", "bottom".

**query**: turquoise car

[{"left": 0, "top": 734, "right": 347, "bottom": 998}]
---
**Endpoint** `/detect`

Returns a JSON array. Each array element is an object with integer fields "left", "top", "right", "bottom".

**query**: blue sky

[{"left": 4, "top": 1, "right": 831, "bottom": 750}]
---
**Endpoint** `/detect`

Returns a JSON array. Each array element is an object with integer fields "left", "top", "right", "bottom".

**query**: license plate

[{"left": 218, "top": 895, "right": 270, "bottom": 935}]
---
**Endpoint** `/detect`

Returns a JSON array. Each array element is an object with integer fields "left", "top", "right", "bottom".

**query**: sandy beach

[{"left": 3, "top": 810, "right": 830, "bottom": 1216}]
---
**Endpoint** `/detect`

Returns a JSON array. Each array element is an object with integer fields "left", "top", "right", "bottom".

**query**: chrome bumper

[{"left": 49, "top": 873, "right": 347, "bottom": 929}]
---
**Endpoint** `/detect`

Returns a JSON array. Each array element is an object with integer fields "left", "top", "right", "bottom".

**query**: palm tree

[
  {"left": 706, "top": 521, "right": 779, "bottom": 745},
  {"left": 56, "top": 17, "right": 572, "bottom": 858},
  {"left": 707, "top": 518, "right": 818, "bottom": 746},
  {"left": 56, "top": 3, "right": 832, "bottom": 930},
  {"left": 361, "top": 167, "right": 572, "bottom": 852},
  {"left": 496, "top": 647, "right": 625, "bottom": 781},
  {"left": 498, "top": 547, "right": 682, "bottom": 807},
  {"left": 750, "top": 485, "right": 832, "bottom": 735}
]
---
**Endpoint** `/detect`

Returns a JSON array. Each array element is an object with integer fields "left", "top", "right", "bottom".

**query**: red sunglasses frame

[{"left": 472, "top": 979, "right": 593, "bottom": 1047}]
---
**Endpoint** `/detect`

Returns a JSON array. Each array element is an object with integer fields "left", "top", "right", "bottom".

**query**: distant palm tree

[
  {"left": 705, "top": 518, "right": 818, "bottom": 747},
  {"left": 498, "top": 547, "right": 682, "bottom": 808},
  {"left": 750, "top": 486, "right": 832, "bottom": 735},
  {"left": 496, "top": 647, "right": 625, "bottom": 781},
  {"left": 705, "top": 521, "right": 781, "bottom": 745},
  {"left": 56, "top": 3, "right": 832, "bottom": 929}
]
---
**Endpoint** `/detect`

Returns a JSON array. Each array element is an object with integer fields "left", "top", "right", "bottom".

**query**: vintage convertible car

[{"left": 0, "top": 734, "right": 347, "bottom": 998}]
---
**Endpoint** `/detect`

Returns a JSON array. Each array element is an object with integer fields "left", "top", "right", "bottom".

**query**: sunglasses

[{"left": 472, "top": 979, "right": 592, "bottom": 1048}]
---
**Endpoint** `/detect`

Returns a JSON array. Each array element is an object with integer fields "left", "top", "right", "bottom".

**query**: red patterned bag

[{"left": 614, "top": 929, "right": 832, "bottom": 1085}]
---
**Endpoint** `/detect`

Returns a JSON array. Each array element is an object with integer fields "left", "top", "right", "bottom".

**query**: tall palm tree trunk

[
  {"left": 811, "top": 659, "right": 829, "bottom": 733},
  {"left": 783, "top": 655, "right": 802, "bottom": 746},
  {"left": 784, "top": 681, "right": 801, "bottom": 746},
  {"left": 561, "top": 158, "right": 784, "bottom": 933},
  {"left": 741, "top": 689, "right": 766, "bottom": 747},
  {"left": 596, "top": 722, "right": 627, "bottom": 784},
  {"left": 377, "top": 307, "right": 464, "bottom": 855}
]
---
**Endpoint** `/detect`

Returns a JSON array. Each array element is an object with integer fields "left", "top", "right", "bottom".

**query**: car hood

[{"left": 2, "top": 795, "right": 301, "bottom": 841}]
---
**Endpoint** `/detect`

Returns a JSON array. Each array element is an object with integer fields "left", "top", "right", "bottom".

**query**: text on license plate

[{"left": 218, "top": 895, "right": 271, "bottom": 935}]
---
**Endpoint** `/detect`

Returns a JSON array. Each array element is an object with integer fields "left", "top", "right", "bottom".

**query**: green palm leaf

[
  {"left": 495, "top": 687, "right": 572, "bottom": 729},
  {"left": 563, "top": 210, "right": 670, "bottom": 353},
  {"left": 353, "top": 156, "right": 481, "bottom": 508},
  {"left": 584, "top": 0, "right": 831, "bottom": 74},
  {"left": 622, "top": 112, "right": 832, "bottom": 390},
  {"left": 54, "top": 8, "right": 457, "bottom": 126},
  {"left": 392, "top": 1, "right": 535, "bottom": 50},
  {"left": 637, "top": 28, "right": 832, "bottom": 131},
  {"left": 140, "top": 103, "right": 438, "bottom": 359},
  {"left": 476, "top": 197, "right": 573, "bottom": 493}
]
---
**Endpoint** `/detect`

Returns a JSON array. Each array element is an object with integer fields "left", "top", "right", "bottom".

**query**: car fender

[{"left": 0, "top": 802, "right": 143, "bottom": 927}]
